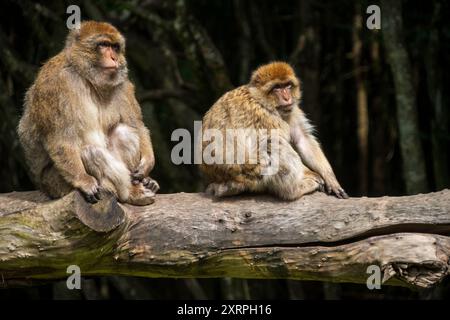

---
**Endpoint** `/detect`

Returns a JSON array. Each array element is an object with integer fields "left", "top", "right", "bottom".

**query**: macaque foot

[
  {"left": 206, "top": 182, "right": 245, "bottom": 197},
  {"left": 297, "top": 171, "right": 325, "bottom": 198},
  {"left": 327, "top": 185, "right": 349, "bottom": 199},
  {"left": 128, "top": 184, "right": 155, "bottom": 206},
  {"left": 323, "top": 177, "right": 349, "bottom": 199},
  {"left": 78, "top": 175, "right": 102, "bottom": 204},
  {"left": 142, "top": 177, "right": 160, "bottom": 193}
]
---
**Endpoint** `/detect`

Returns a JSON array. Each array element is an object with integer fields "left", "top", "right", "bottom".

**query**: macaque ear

[
  {"left": 65, "top": 28, "right": 81, "bottom": 48},
  {"left": 249, "top": 75, "right": 259, "bottom": 87}
]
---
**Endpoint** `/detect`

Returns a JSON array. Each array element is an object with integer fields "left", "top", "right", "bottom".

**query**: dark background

[{"left": 0, "top": 0, "right": 449, "bottom": 299}]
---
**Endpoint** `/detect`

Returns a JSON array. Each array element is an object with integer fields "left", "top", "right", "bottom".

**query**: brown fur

[
  {"left": 250, "top": 61, "right": 298, "bottom": 88},
  {"left": 199, "top": 61, "right": 347, "bottom": 200},
  {"left": 18, "top": 21, "right": 159, "bottom": 205}
]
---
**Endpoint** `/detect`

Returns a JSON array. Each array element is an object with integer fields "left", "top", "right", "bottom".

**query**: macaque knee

[
  {"left": 40, "top": 166, "right": 73, "bottom": 198},
  {"left": 277, "top": 169, "right": 323, "bottom": 200},
  {"left": 265, "top": 165, "right": 302, "bottom": 200},
  {"left": 109, "top": 124, "right": 140, "bottom": 169},
  {"left": 81, "top": 144, "right": 131, "bottom": 201},
  {"left": 264, "top": 157, "right": 322, "bottom": 200},
  {"left": 81, "top": 145, "right": 107, "bottom": 179},
  {"left": 206, "top": 181, "right": 247, "bottom": 197},
  {"left": 128, "top": 183, "right": 155, "bottom": 206}
]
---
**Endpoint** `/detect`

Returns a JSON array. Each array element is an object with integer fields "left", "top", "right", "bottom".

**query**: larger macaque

[
  {"left": 18, "top": 21, "right": 159, "bottom": 205},
  {"left": 200, "top": 62, "right": 348, "bottom": 200}
]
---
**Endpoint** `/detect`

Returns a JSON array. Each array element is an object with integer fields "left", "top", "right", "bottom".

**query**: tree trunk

[
  {"left": 0, "top": 190, "right": 449, "bottom": 289},
  {"left": 381, "top": 0, "right": 428, "bottom": 194},
  {"left": 425, "top": 1, "right": 448, "bottom": 191},
  {"left": 290, "top": 0, "right": 321, "bottom": 125},
  {"left": 352, "top": 4, "right": 369, "bottom": 195}
]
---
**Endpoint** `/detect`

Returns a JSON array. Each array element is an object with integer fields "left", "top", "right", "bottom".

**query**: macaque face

[
  {"left": 66, "top": 21, "right": 128, "bottom": 89},
  {"left": 265, "top": 79, "right": 300, "bottom": 115},
  {"left": 249, "top": 62, "right": 301, "bottom": 113},
  {"left": 96, "top": 39, "right": 122, "bottom": 72},
  {"left": 86, "top": 36, "right": 127, "bottom": 86},
  {"left": 271, "top": 81, "right": 294, "bottom": 111}
]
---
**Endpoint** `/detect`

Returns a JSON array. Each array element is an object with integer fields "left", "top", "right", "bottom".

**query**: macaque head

[
  {"left": 249, "top": 62, "right": 301, "bottom": 115},
  {"left": 65, "top": 21, "right": 128, "bottom": 90}
]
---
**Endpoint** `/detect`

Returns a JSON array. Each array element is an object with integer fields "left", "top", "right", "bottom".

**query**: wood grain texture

[{"left": 0, "top": 189, "right": 449, "bottom": 288}]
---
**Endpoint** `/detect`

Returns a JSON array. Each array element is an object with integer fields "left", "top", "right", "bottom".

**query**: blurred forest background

[{"left": 0, "top": 0, "right": 449, "bottom": 299}]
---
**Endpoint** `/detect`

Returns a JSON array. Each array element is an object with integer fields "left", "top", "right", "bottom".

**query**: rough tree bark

[{"left": 0, "top": 190, "right": 449, "bottom": 289}]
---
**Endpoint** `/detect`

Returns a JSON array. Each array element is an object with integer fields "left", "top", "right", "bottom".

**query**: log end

[
  {"left": 73, "top": 191, "right": 126, "bottom": 232},
  {"left": 383, "top": 261, "right": 449, "bottom": 289}
]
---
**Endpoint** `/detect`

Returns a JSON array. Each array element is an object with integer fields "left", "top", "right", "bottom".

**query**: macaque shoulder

[
  {"left": 25, "top": 56, "right": 76, "bottom": 130},
  {"left": 206, "top": 85, "right": 269, "bottom": 127},
  {"left": 289, "top": 107, "right": 315, "bottom": 144},
  {"left": 113, "top": 80, "right": 143, "bottom": 124}
]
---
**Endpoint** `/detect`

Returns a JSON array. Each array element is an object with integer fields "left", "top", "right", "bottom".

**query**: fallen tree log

[{"left": 0, "top": 189, "right": 449, "bottom": 289}]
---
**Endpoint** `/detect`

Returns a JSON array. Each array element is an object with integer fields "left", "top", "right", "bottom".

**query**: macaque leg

[
  {"left": 264, "top": 141, "right": 324, "bottom": 200},
  {"left": 206, "top": 180, "right": 247, "bottom": 197},
  {"left": 40, "top": 165, "right": 73, "bottom": 198},
  {"left": 108, "top": 124, "right": 159, "bottom": 194},
  {"left": 267, "top": 163, "right": 323, "bottom": 200},
  {"left": 108, "top": 124, "right": 140, "bottom": 170},
  {"left": 81, "top": 144, "right": 154, "bottom": 206},
  {"left": 297, "top": 168, "right": 325, "bottom": 196},
  {"left": 81, "top": 145, "right": 130, "bottom": 201},
  {"left": 206, "top": 140, "right": 323, "bottom": 199}
]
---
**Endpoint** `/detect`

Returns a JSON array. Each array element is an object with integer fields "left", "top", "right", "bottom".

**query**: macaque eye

[
  {"left": 97, "top": 41, "right": 110, "bottom": 49},
  {"left": 112, "top": 43, "right": 121, "bottom": 52},
  {"left": 271, "top": 84, "right": 282, "bottom": 92}
]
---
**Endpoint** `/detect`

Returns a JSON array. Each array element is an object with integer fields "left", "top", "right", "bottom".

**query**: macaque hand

[
  {"left": 323, "top": 176, "right": 348, "bottom": 199},
  {"left": 77, "top": 175, "right": 102, "bottom": 203},
  {"left": 131, "top": 157, "right": 154, "bottom": 183},
  {"left": 142, "top": 177, "right": 160, "bottom": 193}
]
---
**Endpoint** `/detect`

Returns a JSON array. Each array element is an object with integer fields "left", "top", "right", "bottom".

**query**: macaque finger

[
  {"left": 84, "top": 193, "right": 98, "bottom": 204},
  {"left": 131, "top": 170, "right": 144, "bottom": 181},
  {"left": 318, "top": 183, "right": 325, "bottom": 193},
  {"left": 93, "top": 188, "right": 102, "bottom": 201},
  {"left": 339, "top": 189, "right": 349, "bottom": 199},
  {"left": 150, "top": 181, "right": 160, "bottom": 193},
  {"left": 143, "top": 177, "right": 160, "bottom": 193}
]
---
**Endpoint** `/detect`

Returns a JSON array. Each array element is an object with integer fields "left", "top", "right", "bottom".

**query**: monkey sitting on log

[
  {"left": 200, "top": 62, "right": 348, "bottom": 200},
  {"left": 18, "top": 21, "right": 159, "bottom": 205}
]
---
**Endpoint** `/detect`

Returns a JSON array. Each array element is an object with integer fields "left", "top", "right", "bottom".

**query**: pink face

[
  {"left": 97, "top": 41, "right": 121, "bottom": 71},
  {"left": 272, "top": 82, "right": 294, "bottom": 110}
]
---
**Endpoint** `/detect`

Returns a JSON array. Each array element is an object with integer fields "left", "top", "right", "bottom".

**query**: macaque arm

[
  {"left": 295, "top": 131, "right": 334, "bottom": 179},
  {"left": 138, "top": 125, "right": 155, "bottom": 174},
  {"left": 44, "top": 136, "right": 90, "bottom": 188},
  {"left": 126, "top": 83, "right": 155, "bottom": 176},
  {"left": 291, "top": 109, "right": 348, "bottom": 198}
]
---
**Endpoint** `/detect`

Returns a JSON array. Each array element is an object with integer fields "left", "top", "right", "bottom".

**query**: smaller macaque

[{"left": 200, "top": 61, "right": 348, "bottom": 200}]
